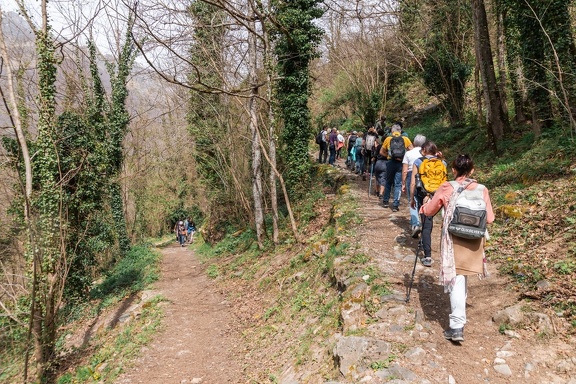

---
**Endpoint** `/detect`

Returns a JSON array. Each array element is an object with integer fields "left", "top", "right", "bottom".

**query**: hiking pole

[
  {"left": 406, "top": 198, "right": 421, "bottom": 303},
  {"left": 368, "top": 162, "right": 374, "bottom": 196}
]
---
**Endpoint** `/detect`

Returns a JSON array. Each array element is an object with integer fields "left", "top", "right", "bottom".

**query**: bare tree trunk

[
  {"left": 265, "top": 64, "right": 279, "bottom": 244},
  {"left": 260, "top": 14, "right": 279, "bottom": 245},
  {"left": 471, "top": 0, "right": 509, "bottom": 150},
  {"left": 255, "top": 129, "right": 302, "bottom": 244},
  {"left": 495, "top": 10, "right": 509, "bottom": 131},
  {"left": 474, "top": 63, "right": 484, "bottom": 129},
  {"left": 0, "top": 9, "right": 37, "bottom": 382},
  {"left": 0, "top": 9, "right": 32, "bottom": 218},
  {"left": 248, "top": 14, "right": 264, "bottom": 248}
]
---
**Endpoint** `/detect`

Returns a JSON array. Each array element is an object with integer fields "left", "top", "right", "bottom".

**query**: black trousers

[
  {"left": 318, "top": 142, "right": 328, "bottom": 163},
  {"left": 416, "top": 194, "right": 434, "bottom": 258}
]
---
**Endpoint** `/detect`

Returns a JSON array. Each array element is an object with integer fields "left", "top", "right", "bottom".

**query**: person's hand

[
  {"left": 401, "top": 184, "right": 406, "bottom": 193},
  {"left": 410, "top": 199, "right": 416, "bottom": 209}
]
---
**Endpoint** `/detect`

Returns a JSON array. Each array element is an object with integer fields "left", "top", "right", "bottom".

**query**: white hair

[{"left": 413, "top": 134, "right": 426, "bottom": 147}]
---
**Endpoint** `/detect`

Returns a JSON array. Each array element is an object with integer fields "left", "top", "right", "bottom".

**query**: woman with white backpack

[{"left": 419, "top": 154, "right": 495, "bottom": 342}]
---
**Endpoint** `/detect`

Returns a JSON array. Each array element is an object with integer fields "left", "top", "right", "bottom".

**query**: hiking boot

[
  {"left": 443, "top": 327, "right": 464, "bottom": 342},
  {"left": 411, "top": 225, "right": 422, "bottom": 238},
  {"left": 421, "top": 257, "right": 432, "bottom": 267},
  {"left": 383, "top": 201, "right": 389, "bottom": 208},
  {"left": 392, "top": 206, "right": 399, "bottom": 212}
]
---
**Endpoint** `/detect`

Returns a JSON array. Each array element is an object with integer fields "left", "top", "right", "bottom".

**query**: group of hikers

[
  {"left": 174, "top": 218, "right": 196, "bottom": 247},
  {"left": 316, "top": 117, "right": 495, "bottom": 342}
]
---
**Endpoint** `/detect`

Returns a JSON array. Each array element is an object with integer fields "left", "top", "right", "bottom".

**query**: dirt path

[
  {"left": 345, "top": 160, "right": 576, "bottom": 384},
  {"left": 115, "top": 160, "right": 575, "bottom": 384},
  {"left": 117, "top": 244, "right": 244, "bottom": 384}
]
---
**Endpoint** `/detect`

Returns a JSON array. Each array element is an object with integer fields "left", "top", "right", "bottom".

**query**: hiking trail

[{"left": 114, "top": 158, "right": 575, "bottom": 383}]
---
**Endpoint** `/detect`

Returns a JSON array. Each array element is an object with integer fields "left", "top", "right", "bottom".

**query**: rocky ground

[{"left": 328, "top": 161, "right": 576, "bottom": 383}]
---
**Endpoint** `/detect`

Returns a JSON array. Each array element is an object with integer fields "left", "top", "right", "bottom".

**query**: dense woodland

[{"left": 0, "top": 0, "right": 575, "bottom": 382}]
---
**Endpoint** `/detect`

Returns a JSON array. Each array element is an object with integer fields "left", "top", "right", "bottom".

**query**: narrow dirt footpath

[
  {"left": 117, "top": 244, "right": 244, "bottom": 384},
  {"left": 345, "top": 160, "right": 576, "bottom": 384}
]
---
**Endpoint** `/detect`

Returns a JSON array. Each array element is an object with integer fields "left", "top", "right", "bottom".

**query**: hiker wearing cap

[{"left": 380, "top": 123, "right": 414, "bottom": 211}]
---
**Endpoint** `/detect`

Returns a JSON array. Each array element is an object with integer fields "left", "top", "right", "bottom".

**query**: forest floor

[{"left": 114, "top": 157, "right": 575, "bottom": 384}]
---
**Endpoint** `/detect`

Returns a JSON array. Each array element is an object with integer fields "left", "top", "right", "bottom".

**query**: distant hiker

[
  {"left": 380, "top": 123, "right": 413, "bottom": 211},
  {"left": 364, "top": 126, "right": 379, "bottom": 178},
  {"left": 402, "top": 134, "right": 427, "bottom": 237},
  {"left": 375, "top": 116, "right": 386, "bottom": 136},
  {"left": 409, "top": 141, "right": 447, "bottom": 267},
  {"left": 187, "top": 218, "right": 196, "bottom": 243},
  {"left": 336, "top": 130, "right": 345, "bottom": 160},
  {"left": 372, "top": 138, "right": 386, "bottom": 197},
  {"left": 176, "top": 221, "right": 187, "bottom": 246},
  {"left": 354, "top": 132, "right": 365, "bottom": 177},
  {"left": 420, "top": 154, "right": 494, "bottom": 342},
  {"left": 317, "top": 127, "right": 328, "bottom": 164},
  {"left": 328, "top": 127, "right": 338, "bottom": 166},
  {"left": 346, "top": 130, "right": 358, "bottom": 168}
]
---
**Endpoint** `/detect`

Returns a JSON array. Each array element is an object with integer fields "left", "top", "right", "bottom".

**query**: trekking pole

[
  {"left": 368, "top": 162, "right": 374, "bottom": 196},
  {"left": 406, "top": 198, "right": 422, "bottom": 303}
]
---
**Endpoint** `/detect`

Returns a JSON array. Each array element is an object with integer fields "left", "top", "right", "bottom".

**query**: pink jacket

[{"left": 420, "top": 176, "right": 495, "bottom": 224}]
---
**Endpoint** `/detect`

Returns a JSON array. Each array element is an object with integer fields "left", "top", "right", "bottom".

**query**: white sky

[{"left": 0, "top": 0, "right": 129, "bottom": 56}]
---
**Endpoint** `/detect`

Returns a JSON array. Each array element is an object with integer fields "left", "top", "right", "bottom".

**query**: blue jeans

[
  {"left": 329, "top": 144, "right": 336, "bottom": 165},
  {"left": 406, "top": 171, "right": 420, "bottom": 227},
  {"left": 383, "top": 160, "right": 402, "bottom": 207},
  {"left": 355, "top": 152, "right": 364, "bottom": 174}
]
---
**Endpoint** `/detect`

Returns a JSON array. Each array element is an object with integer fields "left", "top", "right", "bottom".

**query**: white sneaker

[{"left": 411, "top": 225, "right": 422, "bottom": 238}]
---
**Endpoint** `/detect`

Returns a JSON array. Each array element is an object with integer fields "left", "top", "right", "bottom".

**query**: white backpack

[
  {"left": 447, "top": 181, "right": 487, "bottom": 239},
  {"left": 365, "top": 134, "right": 376, "bottom": 151}
]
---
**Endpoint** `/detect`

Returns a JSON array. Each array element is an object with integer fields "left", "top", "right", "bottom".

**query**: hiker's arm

[
  {"left": 404, "top": 137, "right": 414, "bottom": 151},
  {"left": 409, "top": 163, "right": 417, "bottom": 200},
  {"left": 401, "top": 163, "right": 409, "bottom": 192},
  {"left": 484, "top": 187, "right": 495, "bottom": 224},
  {"left": 420, "top": 182, "right": 450, "bottom": 216}
]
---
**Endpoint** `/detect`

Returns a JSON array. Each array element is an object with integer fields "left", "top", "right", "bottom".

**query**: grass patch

[
  {"left": 90, "top": 245, "right": 161, "bottom": 302},
  {"left": 56, "top": 296, "right": 166, "bottom": 384}
]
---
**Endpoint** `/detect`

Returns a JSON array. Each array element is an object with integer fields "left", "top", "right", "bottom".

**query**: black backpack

[
  {"left": 389, "top": 136, "right": 406, "bottom": 161},
  {"left": 348, "top": 134, "right": 357, "bottom": 148},
  {"left": 315, "top": 130, "right": 323, "bottom": 145}
]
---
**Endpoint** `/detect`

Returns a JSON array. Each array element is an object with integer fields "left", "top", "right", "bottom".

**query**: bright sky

[{"left": 0, "top": 0, "right": 127, "bottom": 56}]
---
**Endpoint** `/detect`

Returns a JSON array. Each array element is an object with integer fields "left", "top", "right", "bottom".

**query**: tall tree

[
  {"left": 471, "top": 0, "right": 509, "bottom": 150},
  {"left": 271, "top": 0, "right": 324, "bottom": 197},
  {"left": 106, "top": 22, "right": 135, "bottom": 257},
  {"left": 499, "top": 0, "right": 576, "bottom": 134},
  {"left": 400, "top": 0, "right": 473, "bottom": 123},
  {"left": 248, "top": 10, "right": 265, "bottom": 247}
]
